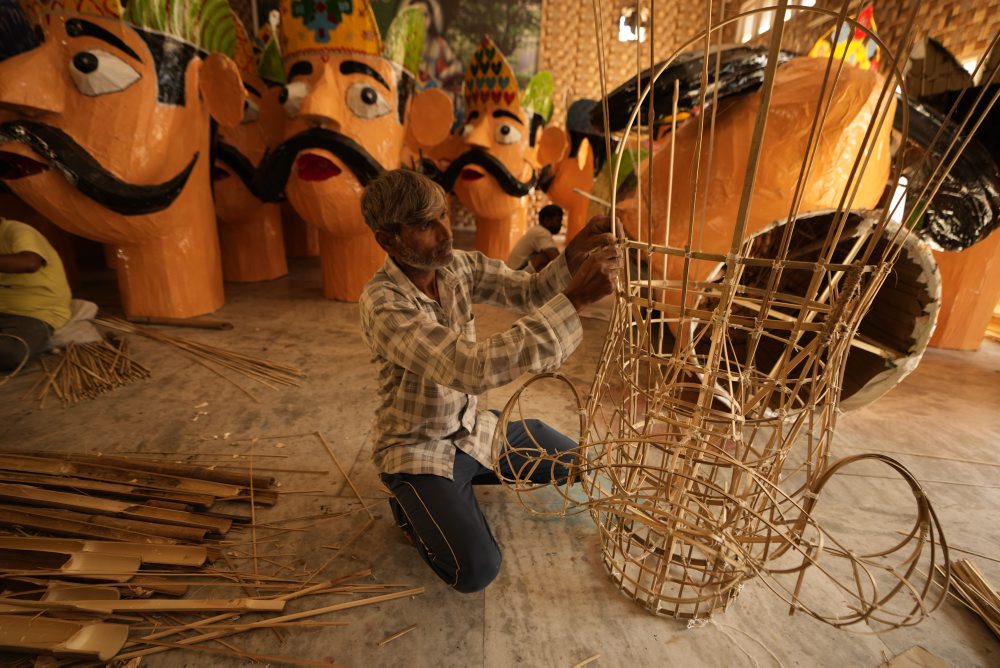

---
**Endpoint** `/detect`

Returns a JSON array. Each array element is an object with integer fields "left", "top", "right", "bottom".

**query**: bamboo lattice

[{"left": 493, "top": 0, "right": 999, "bottom": 628}]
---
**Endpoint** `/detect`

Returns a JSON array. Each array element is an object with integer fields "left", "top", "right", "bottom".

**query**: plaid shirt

[{"left": 359, "top": 250, "right": 582, "bottom": 479}]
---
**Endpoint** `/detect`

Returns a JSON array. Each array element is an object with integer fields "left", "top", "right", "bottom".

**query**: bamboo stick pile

[
  {"left": 28, "top": 335, "right": 149, "bottom": 406},
  {"left": 0, "top": 450, "right": 416, "bottom": 665},
  {"left": 97, "top": 317, "right": 305, "bottom": 398},
  {"left": 945, "top": 560, "right": 1000, "bottom": 639}
]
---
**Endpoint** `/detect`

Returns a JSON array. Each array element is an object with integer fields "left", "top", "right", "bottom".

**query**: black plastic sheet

[
  {"left": 895, "top": 98, "right": 1000, "bottom": 251},
  {"left": 589, "top": 45, "right": 797, "bottom": 132}
]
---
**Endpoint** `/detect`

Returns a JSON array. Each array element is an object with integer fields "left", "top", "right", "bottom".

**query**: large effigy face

[
  {"left": 0, "top": 8, "right": 242, "bottom": 244},
  {"left": 453, "top": 102, "right": 538, "bottom": 219},
  {"left": 277, "top": 50, "right": 408, "bottom": 237},
  {"left": 439, "top": 37, "right": 565, "bottom": 221},
  {"left": 214, "top": 69, "right": 285, "bottom": 219}
]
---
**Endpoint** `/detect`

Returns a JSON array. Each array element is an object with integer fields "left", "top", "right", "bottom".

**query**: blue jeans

[
  {"left": 0, "top": 312, "right": 52, "bottom": 371},
  {"left": 380, "top": 417, "right": 576, "bottom": 593}
]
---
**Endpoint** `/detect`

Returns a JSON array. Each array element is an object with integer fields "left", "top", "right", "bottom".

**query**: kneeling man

[{"left": 359, "top": 169, "right": 619, "bottom": 592}]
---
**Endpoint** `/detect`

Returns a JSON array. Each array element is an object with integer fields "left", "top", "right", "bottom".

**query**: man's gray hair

[{"left": 361, "top": 169, "right": 448, "bottom": 236}]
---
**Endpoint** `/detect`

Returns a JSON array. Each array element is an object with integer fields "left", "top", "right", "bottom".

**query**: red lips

[
  {"left": 0, "top": 151, "right": 49, "bottom": 180},
  {"left": 460, "top": 168, "right": 485, "bottom": 182},
  {"left": 297, "top": 153, "right": 342, "bottom": 181}
]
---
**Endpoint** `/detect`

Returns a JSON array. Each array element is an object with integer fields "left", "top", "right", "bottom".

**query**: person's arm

[
  {"left": 362, "top": 288, "right": 583, "bottom": 396},
  {"left": 470, "top": 251, "right": 573, "bottom": 314},
  {"left": 0, "top": 251, "right": 44, "bottom": 274}
]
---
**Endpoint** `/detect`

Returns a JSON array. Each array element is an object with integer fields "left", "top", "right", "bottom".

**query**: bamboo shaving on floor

[
  {"left": 96, "top": 316, "right": 305, "bottom": 400},
  {"left": 27, "top": 334, "right": 149, "bottom": 406}
]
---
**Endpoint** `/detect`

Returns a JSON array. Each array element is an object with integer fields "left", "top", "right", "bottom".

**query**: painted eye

[
  {"left": 495, "top": 122, "right": 521, "bottom": 145},
  {"left": 242, "top": 98, "right": 259, "bottom": 124},
  {"left": 69, "top": 49, "right": 140, "bottom": 96},
  {"left": 346, "top": 83, "right": 390, "bottom": 119},
  {"left": 281, "top": 81, "right": 309, "bottom": 118}
]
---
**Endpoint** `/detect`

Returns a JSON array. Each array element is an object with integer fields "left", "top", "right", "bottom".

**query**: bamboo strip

[
  {"left": 4, "top": 452, "right": 279, "bottom": 490},
  {"left": 0, "top": 504, "right": 207, "bottom": 542},
  {"left": 0, "top": 483, "right": 231, "bottom": 534},
  {"left": 133, "top": 638, "right": 345, "bottom": 667},
  {"left": 947, "top": 559, "right": 1000, "bottom": 639},
  {"left": 0, "top": 596, "right": 286, "bottom": 614},
  {"left": 0, "top": 470, "right": 216, "bottom": 508},
  {"left": 377, "top": 624, "right": 417, "bottom": 646},
  {"left": 0, "top": 506, "right": 178, "bottom": 544},
  {"left": 317, "top": 432, "right": 375, "bottom": 520},
  {"left": 115, "top": 587, "right": 425, "bottom": 661}
]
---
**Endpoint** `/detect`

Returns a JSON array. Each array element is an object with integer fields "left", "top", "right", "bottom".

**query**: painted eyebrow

[
  {"left": 465, "top": 111, "right": 479, "bottom": 122},
  {"left": 492, "top": 109, "right": 524, "bottom": 125},
  {"left": 288, "top": 61, "right": 313, "bottom": 80},
  {"left": 338, "top": 60, "right": 389, "bottom": 90},
  {"left": 66, "top": 19, "right": 141, "bottom": 62},
  {"left": 243, "top": 82, "right": 262, "bottom": 98}
]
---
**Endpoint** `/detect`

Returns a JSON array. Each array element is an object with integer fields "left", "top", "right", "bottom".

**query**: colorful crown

[
  {"left": 463, "top": 36, "right": 519, "bottom": 113},
  {"left": 382, "top": 5, "right": 425, "bottom": 77},
  {"left": 17, "top": 0, "right": 124, "bottom": 25},
  {"left": 124, "top": 0, "right": 235, "bottom": 49},
  {"left": 203, "top": 10, "right": 255, "bottom": 74},
  {"left": 522, "top": 71, "right": 554, "bottom": 123},
  {"left": 256, "top": 19, "right": 285, "bottom": 83},
  {"left": 279, "top": 0, "right": 382, "bottom": 60}
]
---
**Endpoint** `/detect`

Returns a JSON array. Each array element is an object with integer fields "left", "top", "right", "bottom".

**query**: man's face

[
  {"left": 452, "top": 103, "right": 537, "bottom": 218},
  {"left": 0, "top": 13, "right": 212, "bottom": 243},
  {"left": 279, "top": 52, "right": 405, "bottom": 237},
  {"left": 391, "top": 209, "right": 453, "bottom": 270}
]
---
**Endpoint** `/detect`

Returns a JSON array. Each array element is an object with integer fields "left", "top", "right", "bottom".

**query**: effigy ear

[
  {"left": 536, "top": 125, "right": 568, "bottom": 168},
  {"left": 198, "top": 53, "right": 245, "bottom": 128},
  {"left": 408, "top": 88, "right": 454, "bottom": 148}
]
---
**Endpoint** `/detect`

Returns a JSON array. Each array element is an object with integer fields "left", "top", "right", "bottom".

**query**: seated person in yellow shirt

[
  {"left": 0, "top": 218, "right": 71, "bottom": 371},
  {"left": 506, "top": 204, "right": 563, "bottom": 272}
]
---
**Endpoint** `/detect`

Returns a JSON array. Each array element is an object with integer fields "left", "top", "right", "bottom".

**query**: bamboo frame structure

[{"left": 493, "top": 0, "right": 999, "bottom": 627}]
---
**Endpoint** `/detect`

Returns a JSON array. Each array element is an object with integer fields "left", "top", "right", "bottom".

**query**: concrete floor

[{"left": 1, "top": 254, "right": 999, "bottom": 667}]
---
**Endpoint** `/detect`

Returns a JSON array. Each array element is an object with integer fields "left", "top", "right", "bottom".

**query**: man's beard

[{"left": 396, "top": 239, "right": 454, "bottom": 270}]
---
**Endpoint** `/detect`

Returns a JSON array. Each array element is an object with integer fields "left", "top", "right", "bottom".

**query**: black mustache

[
  {"left": 253, "top": 127, "right": 385, "bottom": 202},
  {"left": 432, "top": 148, "right": 538, "bottom": 197},
  {"left": 0, "top": 120, "right": 196, "bottom": 215},
  {"left": 214, "top": 141, "right": 257, "bottom": 195}
]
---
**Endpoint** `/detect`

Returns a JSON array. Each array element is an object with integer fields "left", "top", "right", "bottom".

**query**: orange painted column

[{"left": 929, "top": 228, "right": 1000, "bottom": 350}]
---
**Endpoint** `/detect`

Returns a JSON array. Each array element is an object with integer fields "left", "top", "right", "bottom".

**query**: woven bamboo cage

[{"left": 494, "top": 0, "right": 999, "bottom": 629}]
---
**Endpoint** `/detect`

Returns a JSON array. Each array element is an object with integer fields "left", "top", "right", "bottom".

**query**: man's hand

[
  {"left": 563, "top": 244, "right": 621, "bottom": 312},
  {"left": 0, "top": 251, "right": 44, "bottom": 274},
  {"left": 564, "top": 215, "right": 620, "bottom": 274}
]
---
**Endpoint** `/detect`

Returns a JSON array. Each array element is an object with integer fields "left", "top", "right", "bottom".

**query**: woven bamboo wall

[
  {"left": 534, "top": 0, "right": 999, "bottom": 128},
  {"left": 537, "top": 1, "right": 725, "bottom": 127},
  {"left": 734, "top": 1, "right": 1000, "bottom": 66}
]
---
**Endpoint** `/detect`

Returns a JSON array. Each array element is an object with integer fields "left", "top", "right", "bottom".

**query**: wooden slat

[
  {"left": 0, "top": 548, "right": 138, "bottom": 582},
  {"left": 0, "top": 455, "right": 241, "bottom": 498},
  {"left": 0, "top": 506, "right": 177, "bottom": 544},
  {"left": 0, "top": 470, "right": 216, "bottom": 508},
  {"left": 0, "top": 615, "right": 128, "bottom": 662},
  {"left": 19, "top": 452, "right": 279, "bottom": 490},
  {"left": 0, "top": 483, "right": 231, "bottom": 534},
  {"left": 0, "top": 596, "right": 286, "bottom": 614},
  {"left": 0, "top": 537, "right": 207, "bottom": 566},
  {"left": 0, "top": 504, "right": 207, "bottom": 542}
]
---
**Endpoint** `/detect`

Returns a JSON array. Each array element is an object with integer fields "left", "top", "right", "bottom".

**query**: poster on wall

[{"left": 255, "top": 0, "right": 542, "bottom": 123}]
